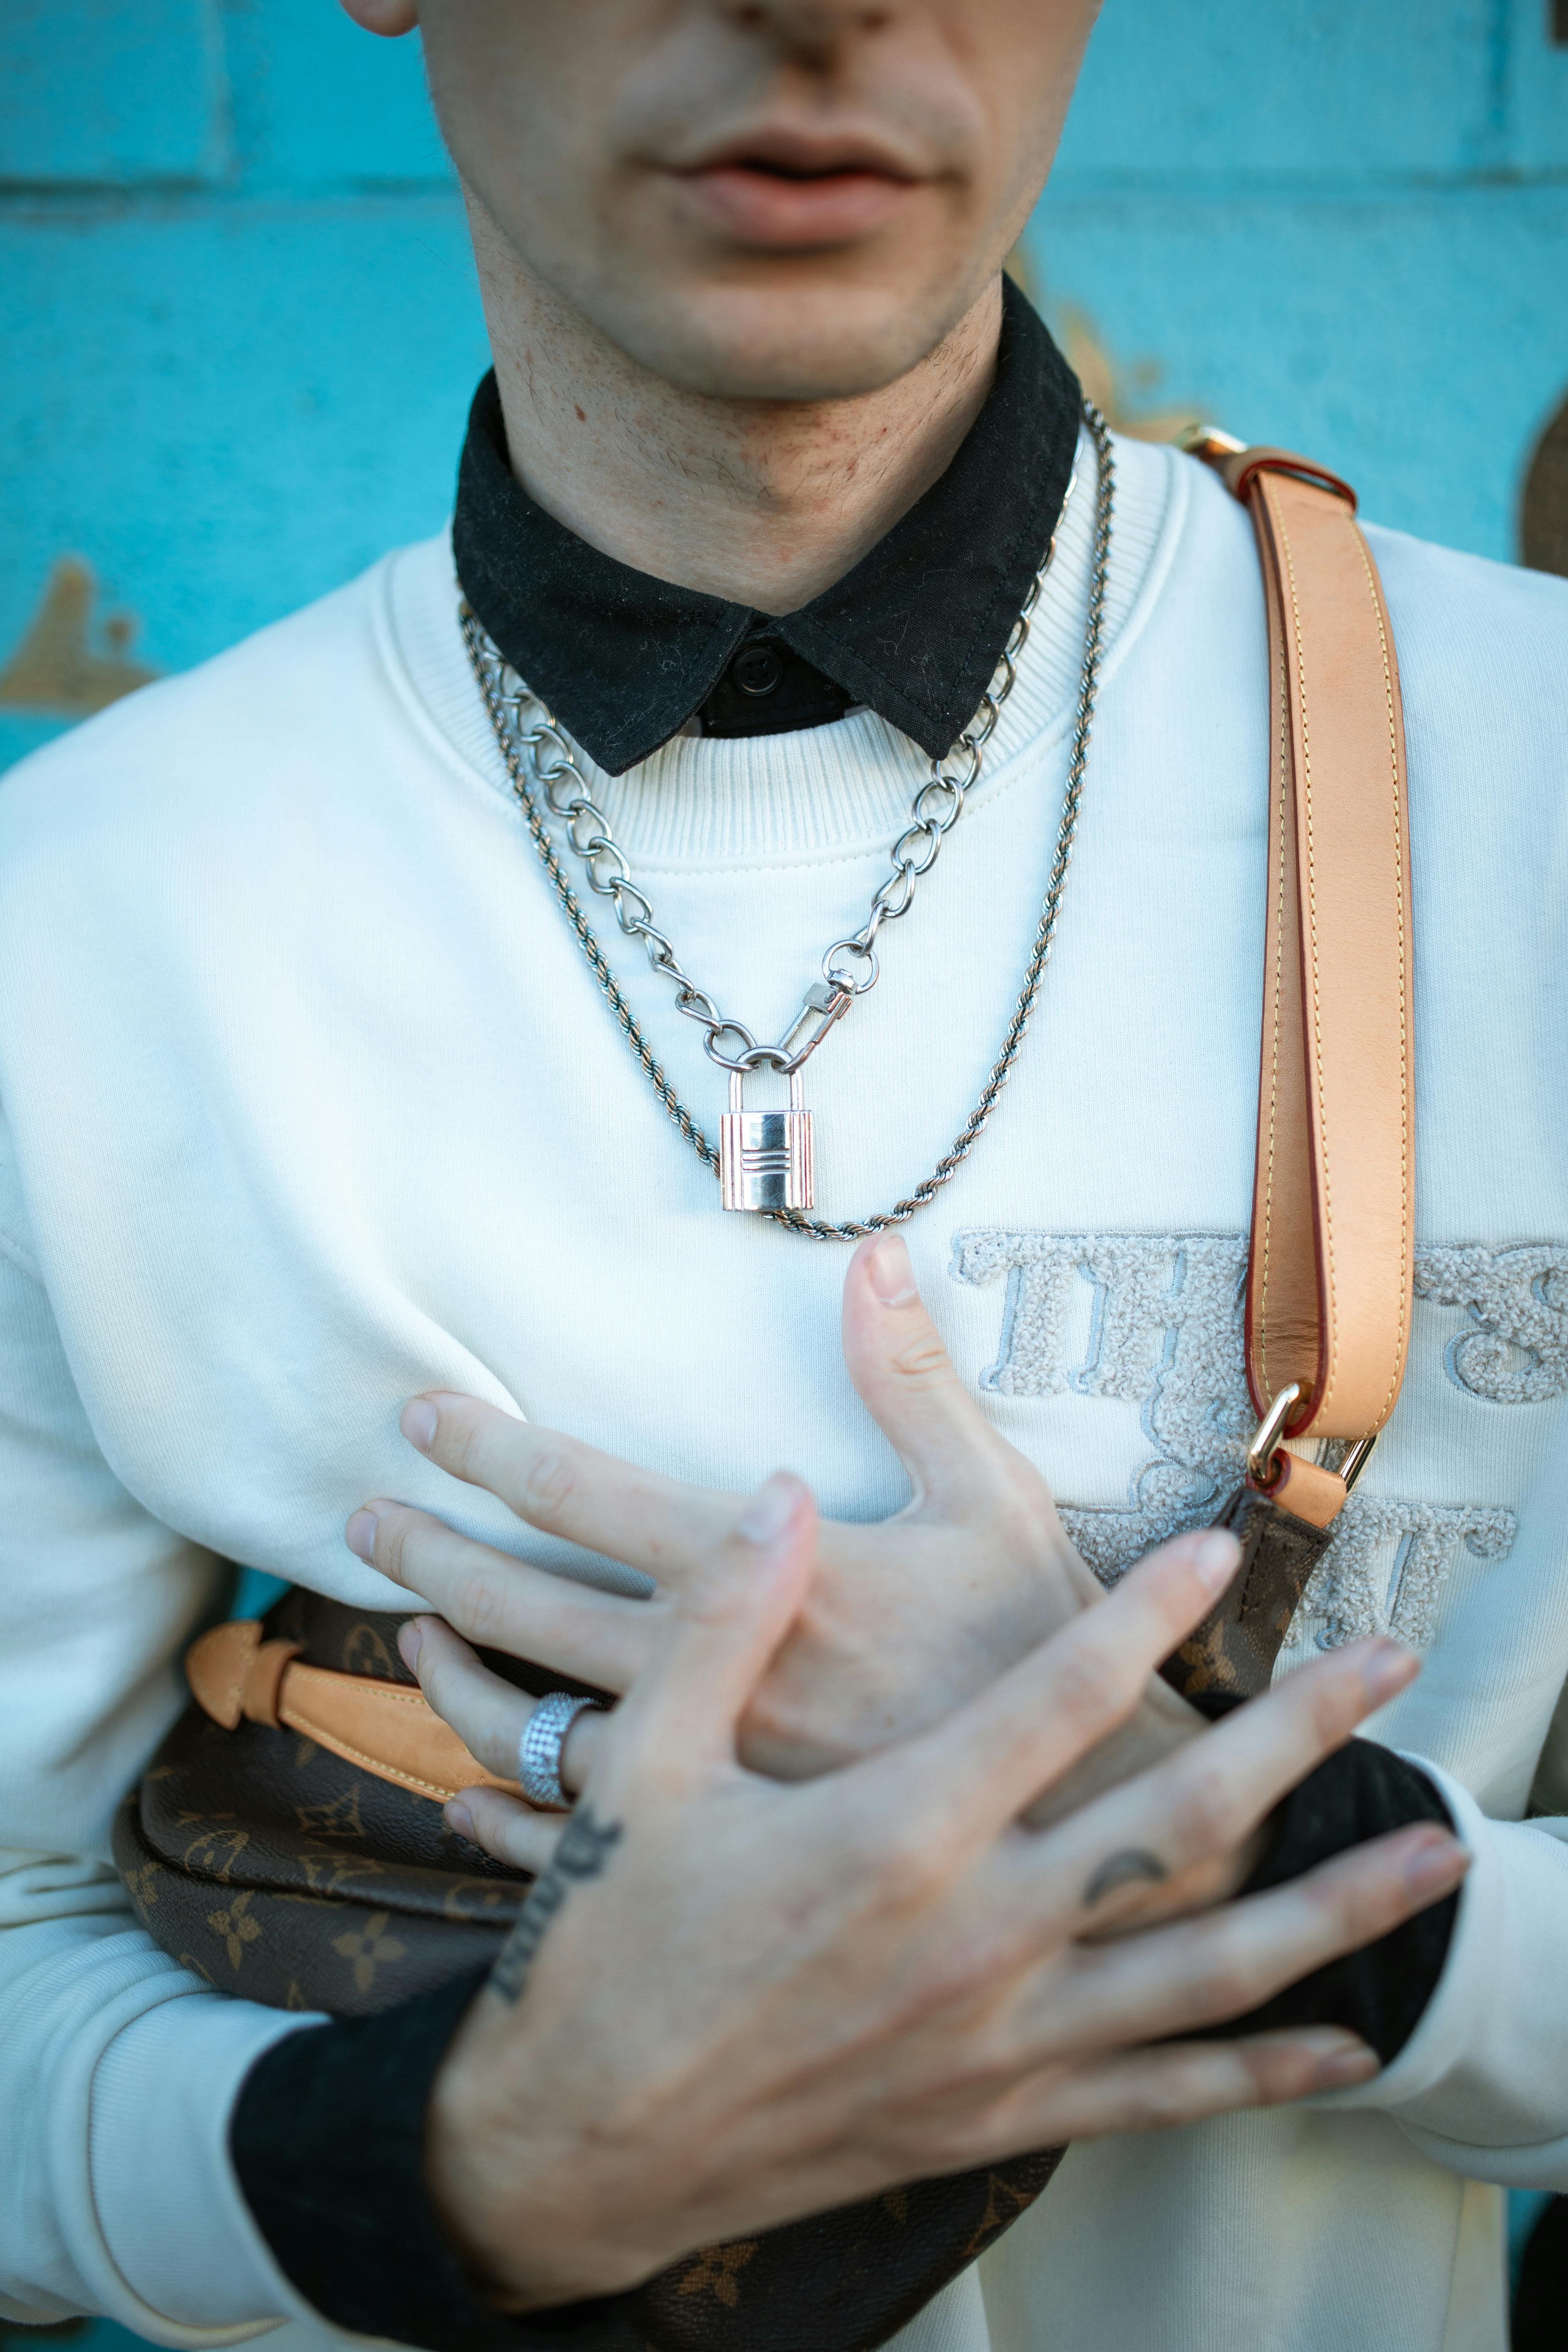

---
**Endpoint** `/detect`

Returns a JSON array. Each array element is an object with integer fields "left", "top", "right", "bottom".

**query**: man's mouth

[{"left": 669, "top": 130, "right": 925, "bottom": 250}]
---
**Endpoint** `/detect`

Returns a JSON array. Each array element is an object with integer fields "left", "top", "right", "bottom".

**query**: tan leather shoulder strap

[{"left": 1192, "top": 431, "right": 1415, "bottom": 1445}]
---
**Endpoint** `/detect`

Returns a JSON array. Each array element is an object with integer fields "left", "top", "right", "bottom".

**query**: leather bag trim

[{"left": 185, "top": 1620, "right": 522, "bottom": 1804}]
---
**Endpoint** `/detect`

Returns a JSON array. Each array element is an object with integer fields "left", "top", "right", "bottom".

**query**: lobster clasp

[{"left": 1246, "top": 1380, "right": 1379, "bottom": 1500}]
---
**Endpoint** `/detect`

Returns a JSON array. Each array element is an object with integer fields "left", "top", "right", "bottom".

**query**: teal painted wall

[
  {"left": 1, "top": 0, "right": 488, "bottom": 773},
  {"left": 1026, "top": 0, "right": 1568, "bottom": 574},
  {"left": 2, "top": 1, "right": 1565, "bottom": 776}
]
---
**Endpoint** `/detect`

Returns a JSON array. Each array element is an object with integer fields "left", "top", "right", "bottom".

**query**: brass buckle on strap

[
  {"left": 1246, "top": 1382, "right": 1303, "bottom": 1487},
  {"left": 1338, "top": 1432, "right": 1379, "bottom": 1494},
  {"left": 1246, "top": 1381, "right": 1379, "bottom": 1494},
  {"left": 1177, "top": 423, "right": 1247, "bottom": 464}
]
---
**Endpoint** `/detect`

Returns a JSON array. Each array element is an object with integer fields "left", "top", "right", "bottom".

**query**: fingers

[
  {"left": 397, "top": 1615, "right": 608, "bottom": 1799},
  {"left": 1025, "top": 1822, "right": 1468, "bottom": 2056},
  {"left": 988, "top": 2026, "right": 1381, "bottom": 2152},
  {"left": 1014, "top": 1636, "right": 1422, "bottom": 1931},
  {"left": 446, "top": 1783, "right": 565, "bottom": 1877},
  {"left": 398, "top": 1393, "right": 736, "bottom": 1582},
  {"left": 347, "top": 1499, "right": 653, "bottom": 1690},
  {"left": 400, "top": 1615, "right": 534, "bottom": 1777},
  {"left": 840, "top": 1235, "right": 1018, "bottom": 1512},
  {"left": 877, "top": 1527, "right": 1243, "bottom": 1843},
  {"left": 606, "top": 1474, "right": 819, "bottom": 1793}
]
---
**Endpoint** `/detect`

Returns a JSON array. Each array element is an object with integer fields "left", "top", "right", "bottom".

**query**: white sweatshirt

[{"left": 0, "top": 431, "right": 1565, "bottom": 2352}]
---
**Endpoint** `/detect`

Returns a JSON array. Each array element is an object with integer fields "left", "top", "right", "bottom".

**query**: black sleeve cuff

[
  {"left": 1211, "top": 1735, "right": 1460, "bottom": 2064},
  {"left": 231, "top": 1967, "right": 645, "bottom": 2352}
]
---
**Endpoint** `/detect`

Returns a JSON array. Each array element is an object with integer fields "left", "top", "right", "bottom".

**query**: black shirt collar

[{"left": 453, "top": 279, "right": 1082, "bottom": 778}]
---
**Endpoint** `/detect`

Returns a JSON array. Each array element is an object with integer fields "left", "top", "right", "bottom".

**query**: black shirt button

[{"left": 730, "top": 642, "right": 785, "bottom": 697}]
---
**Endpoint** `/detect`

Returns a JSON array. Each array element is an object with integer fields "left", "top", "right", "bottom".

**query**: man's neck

[{"left": 472, "top": 219, "right": 1002, "bottom": 617}]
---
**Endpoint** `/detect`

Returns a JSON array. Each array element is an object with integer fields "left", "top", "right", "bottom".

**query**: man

[{"left": 0, "top": 4, "right": 1563, "bottom": 2350}]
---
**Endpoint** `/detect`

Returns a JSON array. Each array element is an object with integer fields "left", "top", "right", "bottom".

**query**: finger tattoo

[
  {"left": 488, "top": 1804, "right": 624, "bottom": 2005},
  {"left": 1083, "top": 1848, "right": 1169, "bottom": 1908}
]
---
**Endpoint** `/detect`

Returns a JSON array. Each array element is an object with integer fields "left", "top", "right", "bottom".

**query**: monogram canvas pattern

[
  {"left": 113, "top": 1597, "right": 540, "bottom": 2015},
  {"left": 948, "top": 1232, "right": 1558, "bottom": 1650},
  {"left": 638, "top": 2152, "right": 1063, "bottom": 2352}
]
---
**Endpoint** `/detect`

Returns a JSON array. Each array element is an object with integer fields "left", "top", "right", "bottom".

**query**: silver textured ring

[{"left": 517, "top": 1691, "right": 601, "bottom": 1810}]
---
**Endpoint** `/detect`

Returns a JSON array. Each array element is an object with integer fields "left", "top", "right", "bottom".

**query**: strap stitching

[
  {"left": 281, "top": 1709, "right": 456, "bottom": 1800},
  {"left": 281, "top": 1690, "right": 492, "bottom": 1803},
  {"left": 1350, "top": 522, "right": 1410, "bottom": 1424},
  {"left": 1266, "top": 481, "right": 1340, "bottom": 1422},
  {"left": 1256, "top": 616, "right": 1289, "bottom": 1403}
]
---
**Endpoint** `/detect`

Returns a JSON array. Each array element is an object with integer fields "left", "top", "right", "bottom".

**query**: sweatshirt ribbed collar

[{"left": 451, "top": 279, "right": 1082, "bottom": 777}]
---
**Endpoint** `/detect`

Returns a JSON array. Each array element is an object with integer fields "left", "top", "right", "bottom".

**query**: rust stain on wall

[
  {"left": 0, "top": 557, "right": 158, "bottom": 719},
  {"left": 1004, "top": 250, "right": 1205, "bottom": 446}
]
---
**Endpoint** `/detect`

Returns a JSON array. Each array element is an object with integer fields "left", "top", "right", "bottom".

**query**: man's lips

[{"left": 670, "top": 158, "right": 922, "bottom": 249}]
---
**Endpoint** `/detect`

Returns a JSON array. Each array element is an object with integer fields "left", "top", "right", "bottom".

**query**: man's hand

[
  {"left": 421, "top": 1482, "right": 1465, "bottom": 2310},
  {"left": 350, "top": 1231, "right": 1197, "bottom": 1797}
]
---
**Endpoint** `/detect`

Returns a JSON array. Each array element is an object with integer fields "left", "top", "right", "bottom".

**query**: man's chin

[{"left": 587, "top": 277, "right": 987, "bottom": 406}]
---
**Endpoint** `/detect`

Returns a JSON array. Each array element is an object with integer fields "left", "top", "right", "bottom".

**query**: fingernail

[
  {"left": 1363, "top": 1639, "right": 1418, "bottom": 1703},
  {"left": 736, "top": 1473, "right": 798, "bottom": 1550},
  {"left": 397, "top": 1619, "right": 423, "bottom": 1672},
  {"left": 1404, "top": 1832, "right": 1469, "bottom": 1898},
  {"left": 446, "top": 1800, "right": 474, "bottom": 1841},
  {"left": 1193, "top": 1530, "right": 1241, "bottom": 1594},
  {"left": 402, "top": 1399, "right": 439, "bottom": 1454},
  {"left": 867, "top": 1233, "right": 917, "bottom": 1307},
  {"left": 1314, "top": 2040, "right": 1379, "bottom": 2088},
  {"left": 346, "top": 1510, "right": 378, "bottom": 1564}
]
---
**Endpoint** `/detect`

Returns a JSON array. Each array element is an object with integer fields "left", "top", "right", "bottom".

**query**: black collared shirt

[{"left": 452, "top": 278, "right": 1083, "bottom": 776}]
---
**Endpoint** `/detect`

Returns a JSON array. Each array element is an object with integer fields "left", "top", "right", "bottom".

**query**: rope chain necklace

[{"left": 462, "top": 398, "right": 1114, "bottom": 1241}]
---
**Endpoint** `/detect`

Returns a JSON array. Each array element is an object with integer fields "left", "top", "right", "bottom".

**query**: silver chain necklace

[{"left": 463, "top": 398, "right": 1113, "bottom": 1241}]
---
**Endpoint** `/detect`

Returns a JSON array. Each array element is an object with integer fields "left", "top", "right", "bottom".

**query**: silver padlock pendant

[{"left": 718, "top": 1069, "right": 815, "bottom": 1213}]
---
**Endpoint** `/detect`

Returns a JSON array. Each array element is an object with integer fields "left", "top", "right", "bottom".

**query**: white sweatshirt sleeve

[
  {"left": 0, "top": 1195, "right": 319, "bottom": 2340},
  {"left": 1304, "top": 1425, "right": 1568, "bottom": 2190},
  {"left": 1308, "top": 1768, "right": 1568, "bottom": 2192}
]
